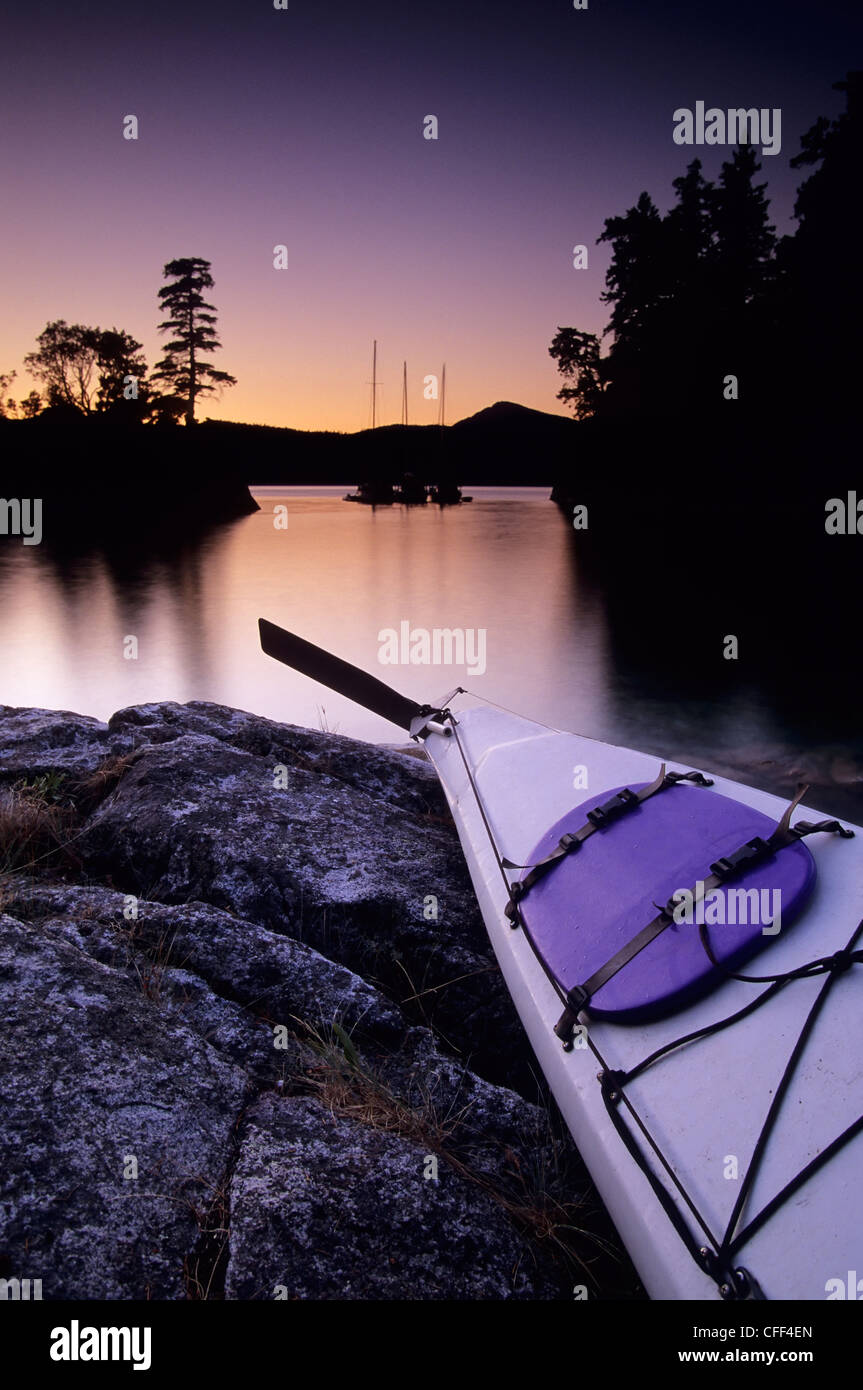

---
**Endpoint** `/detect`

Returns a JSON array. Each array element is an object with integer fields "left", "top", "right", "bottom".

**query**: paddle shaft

[{"left": 258, "top": 619, "right": 428, "bottom": 732}]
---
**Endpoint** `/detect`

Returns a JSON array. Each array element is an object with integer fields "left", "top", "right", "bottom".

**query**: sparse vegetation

[
  {"left": 294, "top": 1017, "right": 619, "bottom": 1289},
  {"left": 315, "top": 705, "right": 340, "bottom": 736},
  {"left": 0, "top": 776, "right": 79, "bottom": 875},
  {"left": 0, "top": 719, "right": 642, "bottom": 1298},
  {"left": 73, "top": 752, "right": 139, "bottom": 814},
  {"left": 0, "top": 754, "right": 136, "bottom": 884},
  {"left": 114, "top": 917, "right": 188, "bottom": 1002},
  {"left": 182, "top": 1173, "right": 233, "bottom": 1300}
]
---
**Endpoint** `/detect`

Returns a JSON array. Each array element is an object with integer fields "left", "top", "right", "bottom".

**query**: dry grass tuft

[
  {"left": 293, "top": 1017, "right": 615, "bottom": 1288},
  {"left": 0, "top": 750, "right": 138, "bottom": 884},
  {"left": 73, "top": 752, "right": 139, "bottom": 813},
  {"left": 0, "top": 776, "right": 79, "bottom": 876},
  {"left": 113, "top": 918, "right": 189, "bottom": 1002},
  {"left": 182, "top": 1174, "right": 232, "bottom": 1301}
]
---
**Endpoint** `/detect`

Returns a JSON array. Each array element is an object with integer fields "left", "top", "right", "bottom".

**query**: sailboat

[
  {"left": 427, "top": 362, "right": 471, "bottom": 504},
  {"left": 343, "top": 340, "right": 395, "bottom": 504}
]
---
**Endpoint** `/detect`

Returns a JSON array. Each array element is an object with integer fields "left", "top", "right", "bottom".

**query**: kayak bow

[{"left": 259, "top": 618, "right": 863, "bottom": 1301}]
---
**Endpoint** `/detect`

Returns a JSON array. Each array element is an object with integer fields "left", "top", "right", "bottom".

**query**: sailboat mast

[
  {"left": 438, "top": 362, "right": 446, "bottom": 428},
  {"left": 372, "top": 339, "right": 377, "bottom": 430},
  {"left": 402, "top": 361, "right": 408, "bottom": 426}
]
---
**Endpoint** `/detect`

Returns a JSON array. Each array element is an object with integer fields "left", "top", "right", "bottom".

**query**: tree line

[
  {"left": 0, "top": 257, "right": 236, "bottom": 427},
  {"left": 550, "top": 72, "right": 861, "bottom": 421}
]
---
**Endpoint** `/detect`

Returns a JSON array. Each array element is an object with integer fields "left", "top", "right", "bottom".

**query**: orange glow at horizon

[{"left": 0, "top": 286, "right": 585, "bottom": 435}]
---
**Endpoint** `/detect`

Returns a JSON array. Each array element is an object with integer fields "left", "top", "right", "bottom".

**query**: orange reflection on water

[{"left": 0, "top": 490, "right": 609, "bottom": 744}]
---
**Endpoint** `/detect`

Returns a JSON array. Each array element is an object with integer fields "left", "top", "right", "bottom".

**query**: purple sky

[{"left": 0, "top": 0, "right": 857, "bottom": 429}]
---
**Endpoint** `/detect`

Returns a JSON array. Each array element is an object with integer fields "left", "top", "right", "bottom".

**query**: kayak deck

[
  {"left": 425, "top": 701, "right": 863, "bottom": 1300},
  {"left": 514, "top": 781, "right": 816, "bottom": 1021}
]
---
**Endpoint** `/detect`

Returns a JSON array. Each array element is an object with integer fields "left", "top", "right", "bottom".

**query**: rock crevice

[{"left": 0, "top": 700, "right": 623, "bottom": 1300}]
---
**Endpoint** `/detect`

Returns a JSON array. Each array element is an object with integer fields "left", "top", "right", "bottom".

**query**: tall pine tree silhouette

[
  {"left": 152, "top": 258, "right": 237, "bottom": 426},
  {"left": 551, "top": 148, "right": 778, "bottom": 415},
  {"left": 782, "top": 71, "right": 862, "bottom": 409}
]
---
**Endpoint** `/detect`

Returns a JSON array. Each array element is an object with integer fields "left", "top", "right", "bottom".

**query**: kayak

[{"left": 258, "top": 619, "right": 863, "bottom": 1301}]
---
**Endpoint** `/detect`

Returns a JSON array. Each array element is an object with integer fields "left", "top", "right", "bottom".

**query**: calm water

[{"left": 2, "top": 487, "right": 861, "bottom": 815}]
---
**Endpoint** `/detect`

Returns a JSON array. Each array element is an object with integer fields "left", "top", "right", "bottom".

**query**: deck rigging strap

[
  {"left": 503, "top": 766, "right": 714, "bottom": 924},
  {"left": 446, "top": 713, "right": 862, "bottom": 1298},
  {"left": 598, "top": 916, "right": 863, "bottom": 1299},
  {"left": 553, "top": 791, "right": 854, "bottom": 1042}
]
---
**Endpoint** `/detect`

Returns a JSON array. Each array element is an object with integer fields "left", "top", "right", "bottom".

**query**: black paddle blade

[{"left": 258, "top": 619, "right": 427, "bottom": 732}]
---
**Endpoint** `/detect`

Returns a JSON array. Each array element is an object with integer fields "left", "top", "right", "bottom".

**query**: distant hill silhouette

[
  {"left": 0, "top": 401, "right": 577, "bottom": 555},
  {"left": 205, "top": 401, "right": 576, "bottom": 486}
]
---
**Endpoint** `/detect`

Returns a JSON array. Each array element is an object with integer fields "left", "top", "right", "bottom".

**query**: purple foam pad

[{"left": 517, "top": 782, "right": 816, "bottom": 1023}]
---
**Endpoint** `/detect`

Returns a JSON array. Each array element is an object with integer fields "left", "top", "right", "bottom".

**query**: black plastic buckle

[
  {"left": 504, "top": 896, "right": 522, "bottom": 927},
  {"left": 559, "top": 831, "right": 581, "bottom": 852},
  {"left": 586, "top": 787, "right": 638, "bottom": 829},
  {"left": 709, "top": 837, "right": 770, "bottom": 881},
  {"left": 565, "top": 983, "right": 591, "bottom": 1012},
  {"left": 553, "top": 984, "right": 591, "bottom": 1049}
]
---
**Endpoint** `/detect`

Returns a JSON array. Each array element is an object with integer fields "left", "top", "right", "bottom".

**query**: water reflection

[{"left": 0, "top": 488, "right": 860, "bottom": 818}]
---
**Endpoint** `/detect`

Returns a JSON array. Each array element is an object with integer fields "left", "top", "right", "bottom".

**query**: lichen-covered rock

[
  {"left": 0, "top": 700, "right": 613, "bottom": 1301},
  {"left": 0, "top": 707, "right": 126, "bottom": 779},
  {"left": 5, "top": 881, "right": 405, "bottom": 1055},
  {"left": 0, "top": 911, "right": 249, "bottom": 1300},
  {"left": 69, "top": 705, "right": 527, "bottom": 1082},
  {"left": 369, "top": 1025, "right": 573, "bottom": 1193},
  {"left": 108, "top": 701, "right": 445, "bottom": 817},
  {"left": 224, "top": 1094, "right": 562, "bottom": 1300}
]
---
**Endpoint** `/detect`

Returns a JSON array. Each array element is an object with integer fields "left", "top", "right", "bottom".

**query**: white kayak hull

[{"left": 423, "top": 702, "right": 863, "bottom": 1301}]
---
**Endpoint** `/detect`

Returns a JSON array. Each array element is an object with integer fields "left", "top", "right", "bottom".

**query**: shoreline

[{"left": 0, "top": 698, "right": 641, "bottom": 1300}]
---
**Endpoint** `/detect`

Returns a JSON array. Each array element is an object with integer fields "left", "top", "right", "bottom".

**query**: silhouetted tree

[
  {"left": 95, "top": 328, "right": 149, "bottom": 417},
  {"left": 705, "top": 147, "right": 777, "bottom": 398},
  {"left": 667, "top": 159, "right": 714, "bottom": 276},
  {"left": 19, "top": 390, "right": 43, "bottom": 418},
  {"left": 551, "top": 145, "right": 781, "bottom": 415},
  {"left": 549, "top": 328, "right": 606, "bottom": 418},
  {"left": 664, "top": 160, "right": 718, "bottom": 367},
  {"left": 781, "top": 71, "right": 862, "bottom": 407},
  {"left": 147, "top": 393, "right": 186, "bottom": 427},
  {"left": 151, "top": 258, "right": 237, "bottom": 426},
  {"left": 0, "top": 370, "right": 16, "bottom": 418},
  {"left": 597, "top": 191, "right": 677, "bottom": 411},
  {"left": 24, "top": 321, "right": 148, "bottom": 416},
  {"left": 24, "top": 322, "right": 97, "bottom": 412},
  {"left": 599, "top": 193, "right": 671, "bottom": 346},
  {"left": 709, "top": 147, "right": 776, "bottom": 306}
]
